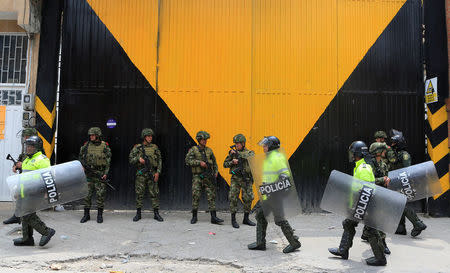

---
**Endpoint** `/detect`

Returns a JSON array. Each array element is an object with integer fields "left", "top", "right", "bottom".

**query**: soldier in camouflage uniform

[
  {"left": 3, "top": 128, "right": 37, "bottom": 225},
  {"left": 361, "top": 142, "right": 391, "bottom": 255},
  {"left": 389, "top": 130, "right": 427, "bottom": 237},
  {"left": 374, "top": 130, "right": 395, "bottom": 169},
  {"left": 223, "top": 134, "right": 256, "bottom": 228},
  {"left": 79, "top": 127, "right": 112, "bottom": 224},
  {"left": 129, "top": 128, "right": 163, "bottom": 222},
  {"left": 185, "top": 131, "right": 223, "bottom": 224}
]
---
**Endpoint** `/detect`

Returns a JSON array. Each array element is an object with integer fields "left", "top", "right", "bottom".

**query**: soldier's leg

[
  {"left": 14, "top": 215, "right": 35, "bottom": 246},
  {"left": 191, "top": 176, "right": 202, "bottom": 224},
  {"left": 328, "top": 219, "right": 358, "bottom": 259},
  {"left": 149, "top": 178, "right": 163, "bottom": 222},
  {"left": 275, "top": 219, "right": 301, "bottom": 253},
  {"left": 395, "top": 211, "right": 407, "bottom": 235},
  {"left": 95, "top": 179, "right": 106, "bottom": 223},
  {"left": 380, "top": 231, "right": 390, "bottom": 254},
  {"left": 27, "top": 212, "right": 56, "bottom": 247},
  {"left": 361, "top": 225, "right": 370, "bottom": 241},
  {"left": 133, "top": 175, "right": 146, "bottom": 222},
  {"left": 242, "top": 180, "right": 255, "bottom": 226},
  {"left": 206, "top": 178, "right": 223, "bottom": 224},
  {"left": 248, "top": 206, "right": 267, "bottom": 250},
  {"left": 229, "top": 177, "right": 240, "bottom": 228},
  {"left": 404, "top": 206, "right": 427, "bottom": 237},
  {"left": 365, "top": 226, "right": 387, "bottom": 266},
  {"left": 80, "top": 178, "right": 94, "bottom": 223}
]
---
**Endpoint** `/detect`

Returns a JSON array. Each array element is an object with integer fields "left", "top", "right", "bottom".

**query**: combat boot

[
  {"left": 133, "top": 208, "right": 142, "bottom": 222},
  {"left": 365, "top": 256, "right": 387, "bottom": 266},
  {"left": 39, "top": 228, "right": 55, "bottom": 247},
  {"left": 190, "top": 210, "right": 198, "bottom": 224},
  {"left": 366, "top": 233, "right": 387, "bottom": 266},
  {"left": 328, "top": 229, "right": 352, "bottom": 259},
  {"left": 80, "top": 208, "right": 90, "bottom": 223},
  {"left": 328, "top": 247, "right": 349, "bottom": 259},
  {"left": 3, "top": 214, "right": 20, "bottom": 225},
  {"left": 13, "top": 237, "right": 34, "bottom": 246},
  {"left": 210, "top": 211, "right": 224, "bottom": 224},
  {"left": 247, "top": 242, "right": 266, "bottom": 250},
  {"left": 231, "top": 213, "right": 239, "bottom": 228},
  {"left": 411, "top": 221, "right": 427, "bottom": 237},
  {"left": 97, "top": 208, "right": 103, "bottom": 223},
  {"left": 382, "top": 239, "right": 391, "bottom": 255},
  {"left": 243, "top": 213, "right": 256, "bottom": 226},
  {"left": 280, "top": 221, "right": 301, "bottom": 253},
  {"left": 154, "top": 209, "right": 164, "bottom": 222}
]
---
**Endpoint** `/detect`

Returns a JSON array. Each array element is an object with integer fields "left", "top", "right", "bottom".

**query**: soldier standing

[
  {"left": 3, "top": 128, "right": 37, "bottom": 225},
  {"left": 79, "top": 127, "right": 112, "bottom": 224},
  {"left": 374, "top": 130, "right": 395, "bottom": 169},
  {"left": 13, "top": 136, "right": 55, "bottom": 247},
  {"left": 328, "top": 141, "right": 387, "bottom": 266},
  {"left": 389, "top": 130, "right": 427, "bottom": 236},
  {"left": 185, "top": 131, "right": 223, "bottom": 224},
  {"left": 223, "top": 134, "right": 256, "bottom": 228},
  {"left": 129, "top": 128, "right": 163, "bottom": 222}
]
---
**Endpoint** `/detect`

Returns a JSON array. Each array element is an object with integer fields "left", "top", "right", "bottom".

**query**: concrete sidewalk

[{"left": 0, "top": 205, "right": 449, "bottom": 272}]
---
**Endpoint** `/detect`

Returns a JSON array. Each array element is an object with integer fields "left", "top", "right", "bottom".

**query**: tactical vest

[
  {"left": 191, "top": 146, "right": 214, "bottom": 174},
  {"left": 139, "top": 144, "right": 159, "bottom": 169},
  {"left": 86, "top": 141, "right": 107, "bottom": 167},
  {"left": 229, "top": 149, "right": 253, "bottom": 178}
]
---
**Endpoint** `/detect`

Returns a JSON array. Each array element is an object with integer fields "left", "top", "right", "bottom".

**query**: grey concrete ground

[{"left": 0, "top": 203, "right": 449, "bottom": 273}]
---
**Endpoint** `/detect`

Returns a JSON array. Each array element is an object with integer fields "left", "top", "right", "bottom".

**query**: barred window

[
  {"left": 0, "top": 90, "right": 22, "bottom": 105},
  {"left": 0, "top": 35, "right": 28, "bottom": 84}
]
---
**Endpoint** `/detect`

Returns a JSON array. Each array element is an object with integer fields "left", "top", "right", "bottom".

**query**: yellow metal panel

[
  {"left": 427, "top": 105, "right": 447, "bottom": 131},
  {"left": 86, "top": 0, "right": 159, "bottom": 87}
]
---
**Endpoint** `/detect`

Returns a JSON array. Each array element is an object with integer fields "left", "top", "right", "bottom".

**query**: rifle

[
  {"left": 6, "top": 154, "right": 22, "bottom": 173},
  {"left": 229, "top": 145, "right": 252, "bottom": 182},
  {"left": 82, "top": 164, "right": 116, "bottom": 191},
  {"left": 139, "top": 144, "right": 155, "bottom": 178},
  {"left": 198, "top": 146, "right": 215, "bottom": 181}
]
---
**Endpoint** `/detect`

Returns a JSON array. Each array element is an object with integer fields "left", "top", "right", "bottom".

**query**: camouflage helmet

[
  {"left": 233, "top": 134, "right": 246, "bottom": 143},
  {"left": 22, "top": 128, "right": 37, "bottom": 137},
  {"left": 196, "top": 130, "right": 210, "bottom": 140},
  {"left": 88, "top": 127, "right": 102, "bottom": 136},
  {"left": 369, "top": 142, "right": 388, "bottom": 155},
  {"left": 374, "top": 131, "right": 387, "bottom": 139},
  {"left": 141, "top": 128, "right": 154, "bottom": 138}
]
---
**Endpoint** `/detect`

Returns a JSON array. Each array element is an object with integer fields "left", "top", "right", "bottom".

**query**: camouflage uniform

[
  {"left": 186, "top": 131, "right": 223, "bottom": 224},
  {"left": 374, "top": 131, "right": 394, "bottom": 170}
]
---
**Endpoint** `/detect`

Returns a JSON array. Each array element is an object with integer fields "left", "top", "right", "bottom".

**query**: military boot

[
  {"left": 3, "top": 214, "right": 21, "bottom": 225},
  {"left": 97, "top": 208, "right": 103, "bottom": 223},
  {"left": 210, "top": 211, "right": 224, "bottom": 224},
  {"left": 280, "top": 221, "right": 301, "bottom": 253},
  {"left": 231, "top": 213, "right": 239, "bottom": 228},
  {"left": 154, "top": 209, "right": 164, "bottom": 222},
  {"left": 190, "top": 210, "right": 198, "bottom": 224},
  {"left": 382, "top": 239, "right": 391, "bottom": 255},
  {"left": 366, "top": 234, "right": 387, "bottom": 266},
  {"left": 133, "top": 208, "right": 142, "bottom": 222},
  {"left": 411, "top": 221, "right": 427, "bottom": 237},
  {"left": 395, "top": 215, "right": 407, "bottom": 235},
  {"left": 248, "top": 218, "right": 267, "bottom": 251},
  {"left": 80, "top": 208, "right": 90, "bottom": 223},
  {"left": 13, "top": 237, "right": 35, "bottom": 246},
  {"left": 243, "top": 212, "right": 256, "bottom": 226},
  {"left": 328, "top": 230, "right": 353, "bottom": 259},
  {"left": 39, "top": 228, "right": 55, "bottom": 247}
]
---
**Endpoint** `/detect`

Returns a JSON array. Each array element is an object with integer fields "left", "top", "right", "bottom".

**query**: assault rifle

[
  {"left": 82, "top": 164, "right": 116, "bottom": 191},
  {"left": 199, "top": 146, "right": 215, "bottom": 181},
  {"left": 139, "top": 145, "right": 155, "bottom": 179},
  {"left": 6, "top": 154, "right": 22, "bottom": 173},
  {"left": 229, "top": 145, "right": 252, "bottom": 182}
]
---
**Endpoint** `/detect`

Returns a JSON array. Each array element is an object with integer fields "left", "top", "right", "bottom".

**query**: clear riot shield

[
  {"left": 248, "top": 148, "right": 301, "bottom": 221},
  {"left": 321, "top": 170, "right": 406, "bottom": 234},
  {"left": 7, "top": 160, "right": 88, "bottom": 217},
  {"left": 388, "top": 161, "right": 442, "bottom": 202}
]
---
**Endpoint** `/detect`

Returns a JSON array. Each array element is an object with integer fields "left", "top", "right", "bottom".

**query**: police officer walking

[
  {"left": 129, "top": 128, "right": 163, "bottom": 222},
  {"left": 13, "top": 136, "right": 55, "bottom": 247},
  {"left": 79, "top": 127, "right": 112, "bottom": 224},
  {"left": 247, "top": 136, "right": 301, "bottom": 254},
  {"left": 328, "top": 141, "right": 386, "bottom": 266},
  {"left": 389, "top": 130, "right": 427, "bottom": 236},
  {"left": 223, "top": 134, "right": 256, "bottom": 228},
  {"left": 3, "top": 128, "right": 38, "bottom": 225},
  {"left": 185, "top": 131, "right": 223, "bottom": 224}
]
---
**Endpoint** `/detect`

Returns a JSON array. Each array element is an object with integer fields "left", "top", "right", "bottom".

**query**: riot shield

[
  {"left": 321, "top": 170, "right": 406, "bottom": 234},
  {"left": 7, "top": 160, "right": 88, "bottom": 217},
  {"left": 388, "top": 161, "right": 442, "bottom": 202},
  {"left": 248, "top": 148, "right": 301, "bottom": 221}
]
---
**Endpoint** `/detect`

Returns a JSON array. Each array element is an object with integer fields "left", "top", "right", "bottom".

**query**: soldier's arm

[
  {"left": 155, "top": 146, "right": 162, "bottom": 174},
  {"left": 223, "top": 153, "right": 233, "bottom": 168},
  {"left": 104, "top": 144, "right": 112, "bottom": 175},
  {"left": 79, "top": 144, "right": 87, "bottom": 165},
  {"left": 185, "top": 147, "right": 201, "bottom": 166},
  {"left": 211, "top": 152, "right": 218, "bottom": 175},
  {"left": 374, "top": 177, "right": 385, "bottom": 186},
  {"left": 129, "top": 145, "right": 141, "bottom": 165}
]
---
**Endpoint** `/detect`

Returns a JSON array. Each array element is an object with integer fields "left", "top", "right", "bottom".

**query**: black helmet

[
  {"left": 348, "top": 141, "right": 368, "bottom": 162},
  {"left": 25, "top": 135, "right": 43, "bottom": 155},
  {"left": 259, "top": 136, "right": 280, "bottom": 151},
  {"left": 389, "top": 129, "right": 407, "bottom": 150}
]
